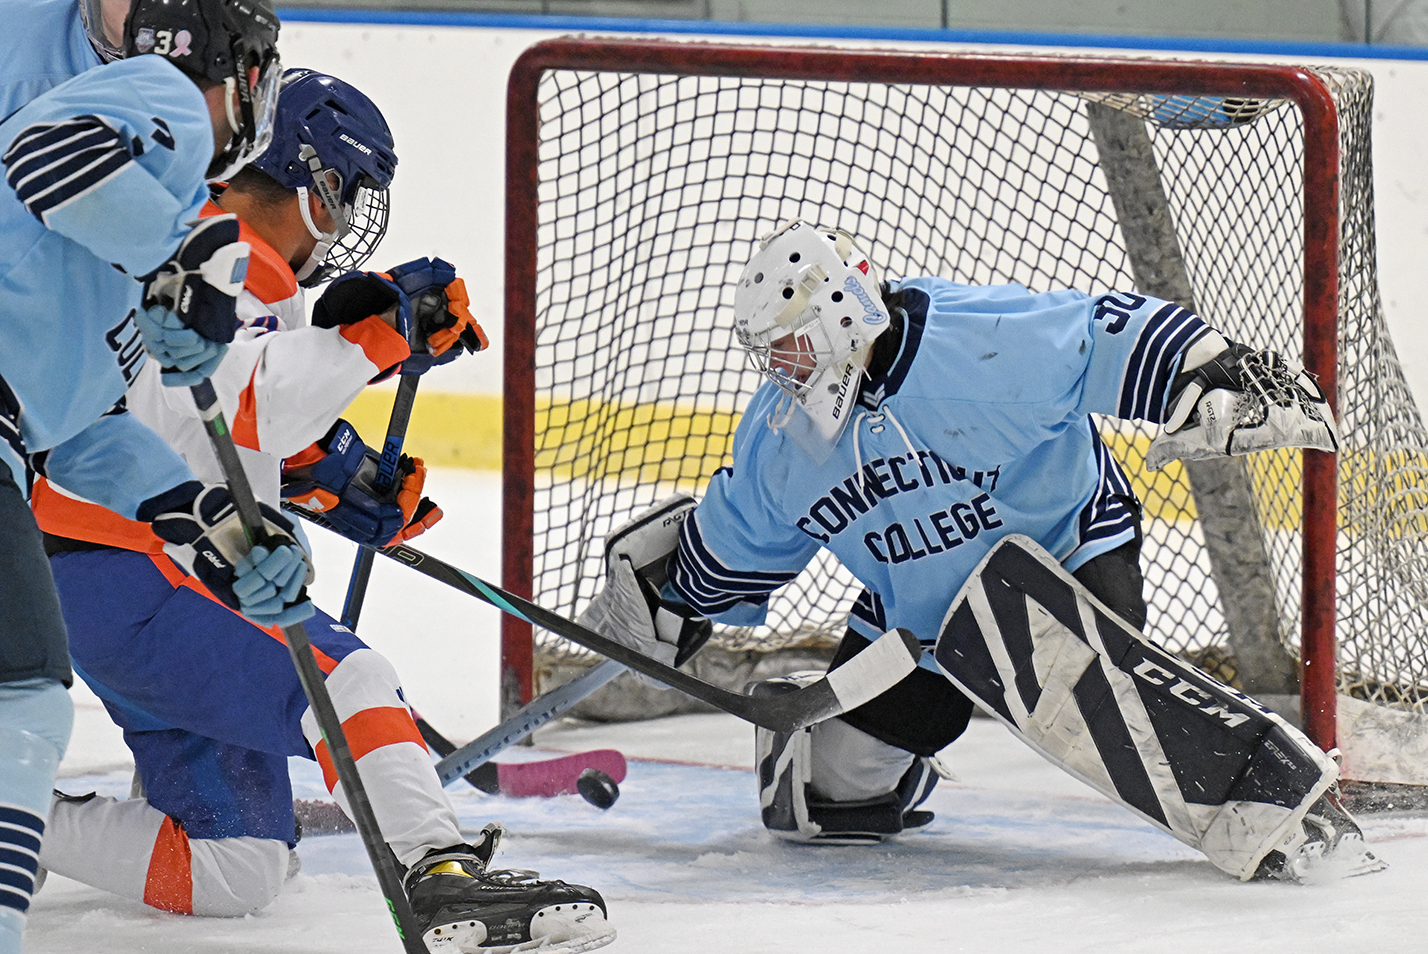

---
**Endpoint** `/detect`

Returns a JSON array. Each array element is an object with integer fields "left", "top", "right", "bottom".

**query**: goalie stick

[
  {"left": 433, "top": 659, "right": 625, "bottom": 785},
  {"left": 190, "top": 380, "right": 426, "bottom": 954},
  {"left": 288, "top": 504, "right": 919, "bottom": 732},
  {"left": 365, "top": 534, "right": 919, "bottom": 733}
]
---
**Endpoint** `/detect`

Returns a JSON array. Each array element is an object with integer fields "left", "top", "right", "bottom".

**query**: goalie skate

[
  {"left": 1253, "top": 790, "right": 1388, "bottom": 883},
  {"left": 405, "top": 827, "right": 614, "bottom": 954}
]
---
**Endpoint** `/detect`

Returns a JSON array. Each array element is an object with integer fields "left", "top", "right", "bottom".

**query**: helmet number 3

[{"left": 134, "top": 28, "right": 193, "bottom": 58}]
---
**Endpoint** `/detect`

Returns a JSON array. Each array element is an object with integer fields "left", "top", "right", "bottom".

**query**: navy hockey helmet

[
  {"left": 250, "top": 68, "right": 397, "bottom": 287},
  {"left": 123, "top": 0, "right": 281, "bottom": 181}
]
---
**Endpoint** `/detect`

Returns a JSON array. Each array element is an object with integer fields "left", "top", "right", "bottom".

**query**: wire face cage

[{"left": 504, "top": 39, "right": 1428, "bottom": 790}]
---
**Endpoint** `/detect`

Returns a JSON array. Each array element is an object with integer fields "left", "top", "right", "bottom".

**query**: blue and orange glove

[
  {"left": 386, "top": 257, "right": 488, "bottom": 374},
  {"left": 312, "top": 257, "right": 488, "bottom": 379},
  {"left": 282, "top": 420, "right": 442, "bottom": 547}
]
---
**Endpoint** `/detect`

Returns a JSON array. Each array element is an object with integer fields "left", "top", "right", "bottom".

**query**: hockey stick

[
  {"left": 292, "top": 507, "right": 919, "bottom": 733},
  {"left": 341, "top": 372, "right": 420, "bottom": 629},
  {"left": 433, "top": 658, "right": 625, "bottom": 785},
  {"left": 190, "top": 380, "right": 425, "bottom": 954},
  {"left": 367, "top": 538, "right": 920, "bottom": 733},
  {"left": 326, "top": 374, "right": 520, "bottom": 789}
]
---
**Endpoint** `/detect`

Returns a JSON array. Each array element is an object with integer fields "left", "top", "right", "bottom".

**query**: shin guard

[{"left": 935, "top": 535, "right": 1339, "bottom": 880}]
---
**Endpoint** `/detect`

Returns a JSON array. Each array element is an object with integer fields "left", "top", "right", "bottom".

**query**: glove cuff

[{"left": 137, "top": 480, "right": 203, "bottom": 524}]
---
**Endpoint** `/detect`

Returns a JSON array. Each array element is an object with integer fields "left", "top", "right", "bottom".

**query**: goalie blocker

[{"left": 937, "top": 535, "right": 1381, "bottom": 881}]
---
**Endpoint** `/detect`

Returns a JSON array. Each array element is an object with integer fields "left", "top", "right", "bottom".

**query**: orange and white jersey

[{"left": 33, "top": 200, "right": 411, "bottom": 547}]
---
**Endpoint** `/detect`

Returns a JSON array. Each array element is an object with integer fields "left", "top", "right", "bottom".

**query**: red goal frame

[{"left": 501, "top": 37, "right": 1341, "bottom": 749}]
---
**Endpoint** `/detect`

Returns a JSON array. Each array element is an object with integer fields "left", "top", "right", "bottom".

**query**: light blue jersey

[
  {"left": 0, "top": 53, "right": 204, "bottom": 516},
  {"left": 0, "top": 0, "right": 101, "bottom": 121},
  {"left": 670, "top": 277, "right": 1210, "bottom": 648}
]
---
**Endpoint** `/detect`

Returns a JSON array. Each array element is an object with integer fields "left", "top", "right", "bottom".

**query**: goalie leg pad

[
  {"left": 935, "top": 535, "right": 1349, "bottom": 880},
  {"left": 753, "top": 673, "right": 935, "bottom": 844}
]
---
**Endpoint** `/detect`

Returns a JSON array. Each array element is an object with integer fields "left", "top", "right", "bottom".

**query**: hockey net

[{"left": 503, "top": 38, "right": 1428, "bottom": 794}]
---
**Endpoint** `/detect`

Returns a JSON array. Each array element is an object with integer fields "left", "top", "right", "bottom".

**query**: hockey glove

[
  {"left": 385, "top": 257, "right": 489, "bottom": 375},
  {"left": 576, "top": 494, "right": 712, "bottom": 688},
  {"left": 139, "top": 481, "right": 315, "bottom": 628},
  {"left": 1146, "top": 336, "right": 1340, "bottom": 471},
  {"left": 311, "top": 269, "right": 411, "bottom": 382},
  {"left": 133, "top": 305, "right": 226, "bottom": 386},
  {"left": 282, "top": 420, "right": 443, "bottom": 547},
  {"left": 140, "top": 215, "right": 249, "bottom": 385}
]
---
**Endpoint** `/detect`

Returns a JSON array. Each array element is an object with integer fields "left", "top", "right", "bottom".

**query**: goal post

[{"left": 502, "top": 37, "right": 1425, "bottom": 792}]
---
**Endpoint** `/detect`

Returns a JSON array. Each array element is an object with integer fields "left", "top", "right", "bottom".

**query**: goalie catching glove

[
  {"left": 312, "top": 256, "right": 488, "bottom": 380},
  {"left": 576, "top": 494, "right": 713, "bottom": 688},
  {"left": 1146, "top": 332, "right": 1339, "bottom": 471},
  {"left": 137, "top": 481, "right": 314, "bottom": 628},
  {"left": 137, "top": 214, "right": 250, "bottom": 386},
  {"left": 282, "top": 419, "right": 442, "bottom": 547}
]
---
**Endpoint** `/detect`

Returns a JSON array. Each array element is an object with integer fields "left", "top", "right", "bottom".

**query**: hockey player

[
  {"left": 0, "top": 0, "right": 133, "bottom": 117},
  {"left": 579, "top": 219, "right": 1380, "bottom": 883},
  {"left": 30, "top": 69, "right": 615, "bottom": 954},
  {"left": 0, "top": 0, "right": 316, "bottom": 949}
]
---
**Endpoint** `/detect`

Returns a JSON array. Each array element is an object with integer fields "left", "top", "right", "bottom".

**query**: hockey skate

[
  {"left": 1253, "top": 790, "right": 1387, "bottom": 883},
  {"left": 404, "top": 825, "right": 614, "bottom": 953}
]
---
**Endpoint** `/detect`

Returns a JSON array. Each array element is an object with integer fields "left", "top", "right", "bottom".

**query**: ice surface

[{"left": 32, "top": 470, "right": 1428, "bottom": 954}]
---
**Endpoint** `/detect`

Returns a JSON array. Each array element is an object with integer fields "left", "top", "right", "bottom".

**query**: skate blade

[
  {"left": 423, "top": 904, "right": 615, "bottom": 954},
  {"left": 1285, "top": 836, "right": 1389, "bottom": 883}
]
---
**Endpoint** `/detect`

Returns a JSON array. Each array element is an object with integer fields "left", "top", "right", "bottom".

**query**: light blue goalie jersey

[
  {"left": 0, "top": 53, "right": 205, "bottom": 515},
  {"left": 0, "top": 0, "right": 101, "bottom": 121},
  {"left": 669, "top": 276, "right": 1211, "bottom": 648}
]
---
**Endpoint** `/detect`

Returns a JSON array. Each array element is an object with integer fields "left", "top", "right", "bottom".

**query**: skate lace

[{"left": 478, "top": 867, "right": 556, "bottom": 887}]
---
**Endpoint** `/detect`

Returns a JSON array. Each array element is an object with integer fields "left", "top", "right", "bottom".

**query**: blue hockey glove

[
  {"left": 282, "top": 420, "right": 443, "bottom": 547},
  {"left": 313, "top": 258, "right": 487, "bottom": 379},
  {"left": 139, "top": 481, "right": 315, "bottom": 628},
  {"left": 385, "top": 257, "right": 489, "bottom": 375},
  {"left": 139, "top": 215, "right": 248, "bottom": 382},
  {"left": 132, "top": 305, "right": 226, "bottom": 386}
]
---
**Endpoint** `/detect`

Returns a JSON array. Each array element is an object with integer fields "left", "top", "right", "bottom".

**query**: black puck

[{"left": 576, "top": 768, "right": 620, "bottom": 809}]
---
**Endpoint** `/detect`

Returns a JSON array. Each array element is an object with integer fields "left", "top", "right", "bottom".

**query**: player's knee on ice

[{"left": 42, "top": 793, "right": 289, "bottom": 916}]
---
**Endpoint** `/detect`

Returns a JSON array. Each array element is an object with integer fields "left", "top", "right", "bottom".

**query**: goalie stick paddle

[
  {"left": 432, "top": 658, "right": 626, "bottom": 785},
  {"left": 189, "top": 380, "right": 426, "bottom": 954},
  {"left": 365, "top": 536, "right": 921, "bottom": 733},
  {"left": 341, "top": 372, "right": 420, "bottom": 629}
]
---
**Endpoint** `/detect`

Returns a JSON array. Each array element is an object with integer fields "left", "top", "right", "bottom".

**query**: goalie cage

[{"left": 502, "top": 37, "right": 1428, "bottom": 809}]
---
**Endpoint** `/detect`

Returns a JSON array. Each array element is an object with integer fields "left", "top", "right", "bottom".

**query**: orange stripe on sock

[
  {"left": 314, "top": 706, "right": 428, "bottom": 791},
  {"left": 143, "top": 817, "right": 193, "bottom": 914}
]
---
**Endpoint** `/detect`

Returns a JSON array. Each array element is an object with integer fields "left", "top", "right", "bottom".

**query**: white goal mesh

[{"left": 505, "top": 42, "right": 1428, "bottom": 785}]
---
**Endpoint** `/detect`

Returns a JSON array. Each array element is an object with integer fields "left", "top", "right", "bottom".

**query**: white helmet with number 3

[{"left": 734, "top": 220, "right": 892, "bottom": 446}]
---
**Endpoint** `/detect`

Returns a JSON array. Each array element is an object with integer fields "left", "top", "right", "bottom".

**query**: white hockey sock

[
  {"left": 42, "top": 794, "right": 288, "bottom": 916},
  {"left": 300, "top": 649, "right": 463, "bottom": 867}
]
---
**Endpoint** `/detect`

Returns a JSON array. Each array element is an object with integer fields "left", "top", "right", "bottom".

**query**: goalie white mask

[{"left": 734, "top": 221, "right": 892, "bottom": 449}]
